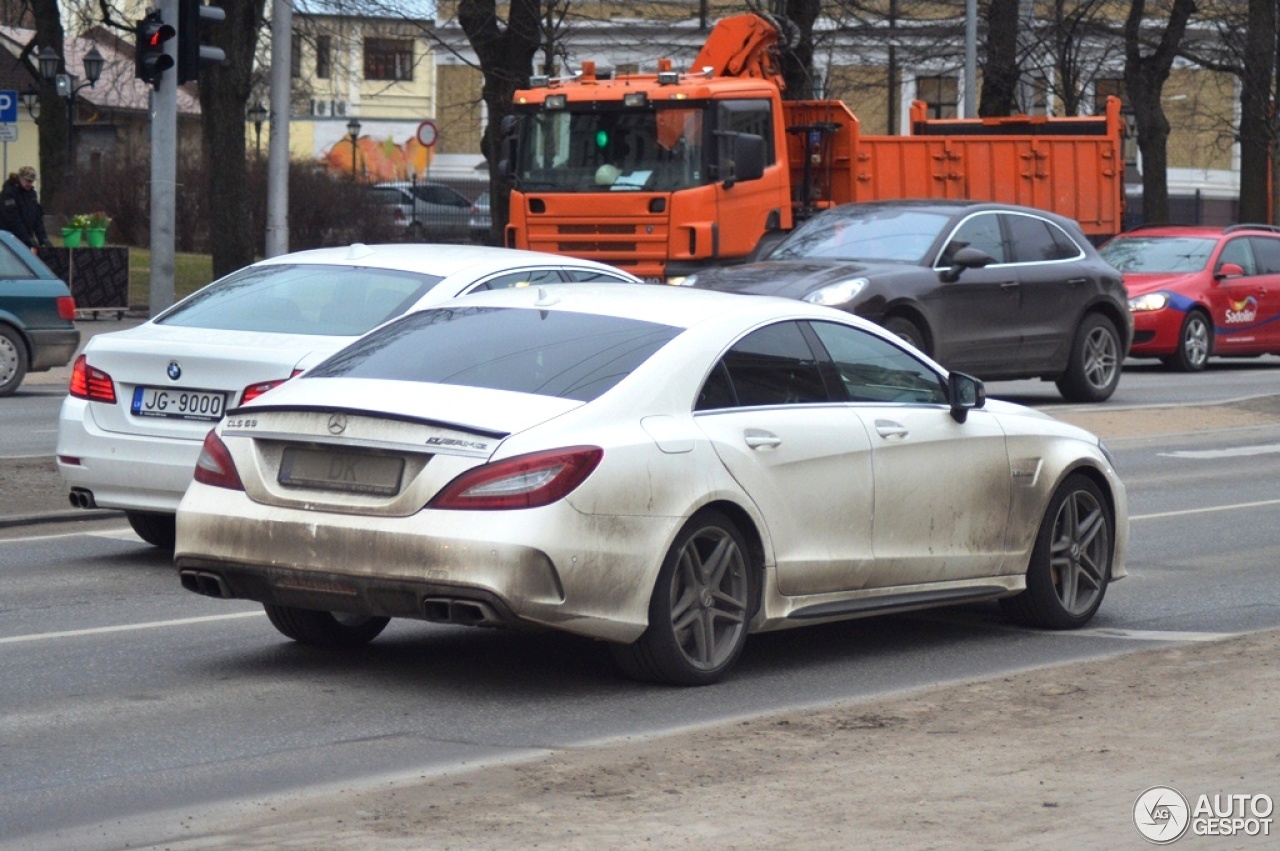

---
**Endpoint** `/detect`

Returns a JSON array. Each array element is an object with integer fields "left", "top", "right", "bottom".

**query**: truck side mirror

[{"left": 726, "top": 133, "right": 766, "bottom": 187}]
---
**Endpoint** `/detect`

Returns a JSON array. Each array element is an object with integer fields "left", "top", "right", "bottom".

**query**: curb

[{"left": 0, "top": 509, "right": 123, "bottom": 530}]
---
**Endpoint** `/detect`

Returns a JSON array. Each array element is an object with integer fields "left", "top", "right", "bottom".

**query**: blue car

[{"left": 0, "top": 231, "right": 80, "bottom": 395}]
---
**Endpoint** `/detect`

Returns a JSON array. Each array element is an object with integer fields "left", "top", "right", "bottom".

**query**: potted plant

[
  {"left": 85, "top": 212, "right": 111, "bottom": 248},
  {"left": 63, "top": 214, "right": 91, "bottom": 248}
]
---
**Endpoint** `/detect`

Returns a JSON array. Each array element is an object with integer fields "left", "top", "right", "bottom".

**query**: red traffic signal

[{"left": 135, "top": 12, "right": 175, "bottom": 88}]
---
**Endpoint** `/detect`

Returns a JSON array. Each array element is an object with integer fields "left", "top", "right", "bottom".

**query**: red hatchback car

[{"left": 1099, "top": 224, "right": 1280, "bottom": 371}]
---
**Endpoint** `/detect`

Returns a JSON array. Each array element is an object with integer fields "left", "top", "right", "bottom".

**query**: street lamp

[
  {"left": 346, "top": 117, "right": 361, "bottom": 181},
  {"left": 247, "top": 101, "right": 267, "bottom": 158},
  {"left": 19, "top": 87, "right": 39, "bottom": 120},
  {"left": 38, "top": 45, "right": 105, "bottom": 190}
]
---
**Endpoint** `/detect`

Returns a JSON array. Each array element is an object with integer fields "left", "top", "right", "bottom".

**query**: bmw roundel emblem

[{"left": 167, "top": 361, "right": 182, "bottom": 381}]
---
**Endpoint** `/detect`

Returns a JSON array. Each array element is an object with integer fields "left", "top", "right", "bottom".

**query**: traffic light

[
  {"left": 177, "top": 0, "right": 226, "bottom": 84},
  {"left": 134, "top": 12, "right": 175, "bottom": 89}
]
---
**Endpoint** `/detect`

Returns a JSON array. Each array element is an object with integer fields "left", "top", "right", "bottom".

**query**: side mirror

[
  {"left": 499, "top": 114, "right": 518, "bottom": 136},
  {"left": 1215, "top": 262, "right": 1245, "bottom": 280},
  {"left": 719, "top": 132, "right": 766, "bottom": 188},
  {"left": 948, "top": 371, "right": 986, "bottom": 423},
  {"left": 941, "top": 247, "right": 995, "bottom": 283}
]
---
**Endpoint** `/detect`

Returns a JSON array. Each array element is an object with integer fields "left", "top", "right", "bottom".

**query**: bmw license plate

[
  {"left": 131, "top": 386, "right": 227, "bottom": 421},
  {"left": 278, "top": 447, "right": 405, "bottom": 496}
]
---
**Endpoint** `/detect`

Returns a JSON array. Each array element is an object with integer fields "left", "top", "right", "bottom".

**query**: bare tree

[
  {"left": 1236, "top": 0, "right": 1273, "bottom": 222},
  {"left": 1124, "top": 0, "right": 1197, "bottom": 224},
  {"left": 28, "top": 0, "right": 70, "bottom": 211},
  {"left": 979, "top": 0, "right": 1019, "bottom": 116}
]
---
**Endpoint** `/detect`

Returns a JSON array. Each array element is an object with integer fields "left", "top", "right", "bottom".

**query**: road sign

[
  {"left": 0, "top": 125, "right": 16, "bottom": 143},
  {"left": 0, "top": 91, "right": 16, "bottom": 124},
  {"left": 416, "top": 119, "right": 438, "bottom": 148}
]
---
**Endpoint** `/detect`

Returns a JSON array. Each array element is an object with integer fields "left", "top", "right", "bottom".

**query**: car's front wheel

[
  {"left": 264, "top": 605, "right": 390, "bottom": 648},
  {"left": 1164, "top": 310, "right": 1212, "bottom": 372},
  {"left": 126, "top": 510, "right": 177, "bottom": 550},
  {"left": 611, "top": 510, "right": 757, "bottom": 686},
  {"left": 1000, "top": 474, "right": 1112, "bottom": 629},
  {"left": 0, "top": 325, "right": 29, "bottom": 397},
  {"left": 1055, "top": 313, "right": 1121, "bottom": 403}
]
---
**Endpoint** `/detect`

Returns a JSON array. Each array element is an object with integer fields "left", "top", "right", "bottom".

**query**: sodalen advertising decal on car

[{"left": 1134, "top": 785, "right": 1273, "bottom": 843}]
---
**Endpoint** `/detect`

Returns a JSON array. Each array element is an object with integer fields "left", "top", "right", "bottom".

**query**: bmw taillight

[
  {"left": 68, "top": 355, "right": 117, "bottom": 403},
  {"left": 427, "top": 446, "right": 603, "bottom": 510},
  {"left": 193, "top": 430, "right": 244, "bottom": 491},
  {"left": 240, "top": 370, "right": 302, "bottom": 404},
  {"left": 56, "top": 296, "right": 76, "bottom": 320}
]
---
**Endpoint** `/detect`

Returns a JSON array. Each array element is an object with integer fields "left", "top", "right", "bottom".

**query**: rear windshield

[
  {"left": 307, "top": 306, "right": 682, "bottom": 401},
  {"left": 1099, "top": 237, "right": 1215, "bottom": 273},
  {"left": 157, "top": 264, "right": 442, "bottom": 336}
]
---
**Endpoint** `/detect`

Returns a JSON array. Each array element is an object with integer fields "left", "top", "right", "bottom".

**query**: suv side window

[
  {"left": 939, "top": 213, "right": 1006, "bottom": 266},
  {"left": 808, "top": 321, "right": 947, "bottom": 404},
  {"left": 1247, "top": 237, "right": 1280, "bottom": 275},
  {"left": 695, "top": 321, "right": 829, "bottom": 410},
  {"left": 1219, "top": 238, "right": 1258, "bottom": 275},
  {"left": 1006, "top": 215, "right": 1082, "bottom": 262}
]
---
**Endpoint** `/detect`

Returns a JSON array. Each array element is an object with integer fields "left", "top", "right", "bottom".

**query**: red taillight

[
  {"left": 240, "top": 370, "right": 302, "bottom": 405},
  {"left": 56, "top": 296, "right": 77, "bottom": 321},
  {"left": 428, "top": 446, "right": 603, "bottom": 511},
  {"left": 68, "top": 355, "right": 117, "bottom": 403},
  {"left": 193, "top": 429, "right": 244, "bottom": 491}
]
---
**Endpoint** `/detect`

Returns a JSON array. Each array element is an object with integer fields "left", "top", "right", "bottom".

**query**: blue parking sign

[{"left": 0, "top": 91, "right": 16, "bottom": 124}]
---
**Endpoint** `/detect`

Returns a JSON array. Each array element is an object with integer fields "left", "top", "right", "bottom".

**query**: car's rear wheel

[
  {"left": 126, "top": 510, "right": 177, "bottom": 550},
  {"left": 1055, "top": 313, "right": 1121, "bottom": 403},
  {"left": 0, "top": 325, "right": 29, "bottom": 397},
  {"left": 1164, "top": 310, "right": 1212, "bottom": 372},
  {"left": 1000, "top": 473, "right": 1112, "bottom": 629},
  {"left": 264, "top": 605, "right": 390, "bottom": 648},
  {"left": 611, "top": 510, "right": 757, "bottom": 686},
  {"left": 883, "top": 316, "right": 929, "bottom": 356}
]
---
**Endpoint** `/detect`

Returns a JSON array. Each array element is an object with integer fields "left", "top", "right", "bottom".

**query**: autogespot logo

[{"left": 1135, "top": 786, "right": 1190, "bottom": 844}]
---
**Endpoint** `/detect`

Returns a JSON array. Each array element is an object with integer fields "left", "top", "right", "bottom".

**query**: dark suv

[{"left": 685, "top": 200, "right": 1132, "bottom": 402}]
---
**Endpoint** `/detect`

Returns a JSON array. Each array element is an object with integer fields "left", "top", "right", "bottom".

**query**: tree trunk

[
  {"left": 980, "top": 0, "right": 1020, "bottom": 117},
  {"left": 459, "top": 0, "right": 544, "bottom": 243},
  {"left": 779, "top": 0, "right": 821, "bottom": 100},
  {"left": 30, "top": 0, "right": 69, "bottom": 213},
  {"left": 199, "top": 0, "right": 266, "bottom": 279},
  {"left": 1238, "top": 0, "right": 1274, "bottom": 223},
  {"left": 1123, "top": 0, "right": 1196, "bottom": 225}
]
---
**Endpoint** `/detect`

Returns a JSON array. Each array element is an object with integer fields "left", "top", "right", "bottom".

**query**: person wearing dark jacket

[{"left": 0, "top": 166, "right": 51, "bottom": 252}]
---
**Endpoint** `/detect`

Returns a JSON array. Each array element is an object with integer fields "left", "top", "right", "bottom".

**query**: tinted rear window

[
  {"left": 307, "top": 306, "right": 681, "bottom": 401},
  {"left": 157, "top": 264, "right": 441, "bottom": 336}
]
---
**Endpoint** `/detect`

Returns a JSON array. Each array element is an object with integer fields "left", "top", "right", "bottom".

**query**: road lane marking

[
  {"left": 1131, "top": 498, "right": 1280, "bottom": 521},
  {"left": 0, "top": 611, "right": 263, "bottom": 645},
  {"left": 1160, "top": 443, "right": 1280, "bottom": 459},
  {"left": 1066, "top": 628, "right": 1233, "bottom": 642}
]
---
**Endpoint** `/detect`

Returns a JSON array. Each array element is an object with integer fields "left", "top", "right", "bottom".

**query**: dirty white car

[
  {"left": 56, "top": 244, "right": 638, "bottom": 548},
  {"left": 175, "top": 283, "right": 1127, "bottom": 686}
]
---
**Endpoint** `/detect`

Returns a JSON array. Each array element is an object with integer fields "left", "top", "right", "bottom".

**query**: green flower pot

[
  {"left": 62, "top": 227, "right": 83, "bottom": 248},
  {"left": 85, "top": 227, "right": 107, "bottom": 248}
]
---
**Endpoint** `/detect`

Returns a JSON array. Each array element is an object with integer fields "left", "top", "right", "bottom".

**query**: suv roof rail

[{"left": 1222, "top": 223, "right": 1280, "bottom": 235}]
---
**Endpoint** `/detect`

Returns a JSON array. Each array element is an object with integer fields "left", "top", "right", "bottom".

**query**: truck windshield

[{"left": 517, "top": 106, "right": 706, "bottom": 192}]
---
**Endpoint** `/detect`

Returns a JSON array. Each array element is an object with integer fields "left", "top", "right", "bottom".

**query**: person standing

[{"left": 0, "top": 166, "right": 51, "bottom": 253}]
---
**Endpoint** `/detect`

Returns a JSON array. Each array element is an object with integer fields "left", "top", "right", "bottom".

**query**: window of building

[
  {"left": 316, "top": 35, "right": 331, "bottom": 79},
  {"left": 364, "top": 38, "right": 414, "bottom": 82},
  {"left": 917, "top": 75, "right": 958, "bottom": 119}
]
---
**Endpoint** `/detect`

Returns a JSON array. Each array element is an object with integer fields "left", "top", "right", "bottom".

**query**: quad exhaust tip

[
  {"left": 180, "top": 569, "right": 231, "bottom": 598},
  {"left": 68, "top": 488, "right": 97, "bottom": 509},
  {"left": 423, "top": 596, "right": 500, "bottom": 627}
]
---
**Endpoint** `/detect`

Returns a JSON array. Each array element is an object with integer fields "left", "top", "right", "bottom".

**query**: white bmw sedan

[
  {"left": 175, "top": 284, "right": 1128, "bottom": 686},
  {"left": 55, "top": 245, "right": 639, "bottom": 548}
]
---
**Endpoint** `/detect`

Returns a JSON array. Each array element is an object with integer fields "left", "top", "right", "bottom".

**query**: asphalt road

[{"left": 4, "top": 367, "right": 1280, "bottom": 847}]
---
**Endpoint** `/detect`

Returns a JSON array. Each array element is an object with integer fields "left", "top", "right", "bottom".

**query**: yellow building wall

[{"left": 1164, "top": 67, "right": 1235, "bottom": 172}]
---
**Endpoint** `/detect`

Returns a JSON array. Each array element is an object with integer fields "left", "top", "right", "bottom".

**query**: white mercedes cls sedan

[
  {"left": 56, "top": 245, "right": 639, "bottom": 547},
  {"left": 175, "top": 284, "right": 1128, "bottom": 686}
]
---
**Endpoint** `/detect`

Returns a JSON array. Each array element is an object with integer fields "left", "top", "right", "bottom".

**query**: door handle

[
  {"left": 874, "top": 419, "right": 909, "bottom": 439},
  {"left": 743, "top": 429, "right": 782, "bottom": 450},
  {"left": 1000, "top": 281, "right": 1019, "bottom": 289},
  {"left": 1067, "top": 277, "right": 1089, "bottom": 286}
]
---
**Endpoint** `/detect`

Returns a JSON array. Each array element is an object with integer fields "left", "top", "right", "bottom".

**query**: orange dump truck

[{"left": 502, "top": 14, "right": 1125, "bottom": 281}]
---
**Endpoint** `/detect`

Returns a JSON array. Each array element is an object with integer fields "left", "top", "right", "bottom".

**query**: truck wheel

[
  {"left": 126, "top": 510, "right": 177, "bottom": 549},
  {"left": 0, "top": 325, "right": 28, "bottom": 397},
  {"left": 610, "top": 510, "right": 757, "bottom": 686},
  {"left": 1164, "top": 310, "right": 1211, "bottom": 372},
  {"left": 883, "top": 316, "right": 929, "bottom": 356},
  {"left": 1000, "top": 474, "right": 1112, "bottom": 629},
  {"left": 264, "top": 605, "right": 390, "bottom": 648},
  {"left": 1055, "top": 313, "right": 1121, "bottom": 403}
]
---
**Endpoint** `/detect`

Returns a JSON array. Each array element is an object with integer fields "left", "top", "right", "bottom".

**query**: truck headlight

[
  {"left": 1128, "top": 292, "right": 1169, "bottom": 312},
  {"left": 803, "top": 278, "right": 868, "bottom": 306}
]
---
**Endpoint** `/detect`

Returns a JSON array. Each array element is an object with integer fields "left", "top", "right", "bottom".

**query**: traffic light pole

[{"left": 149, "top": 0, "right": 178, "bottom": 315}]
